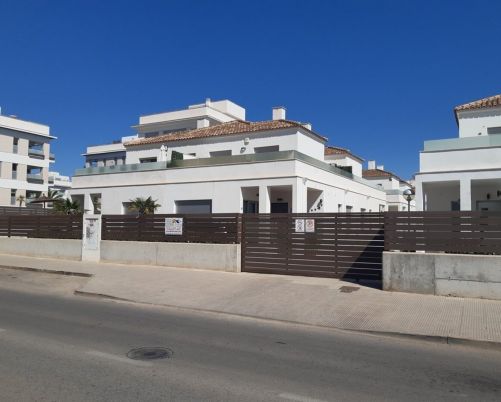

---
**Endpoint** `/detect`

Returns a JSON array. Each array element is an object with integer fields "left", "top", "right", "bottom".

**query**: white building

[
  {"left": 0, "top": 112, "right": 55, "bottom": 206},
  {"left": 48, "top": 171, "right": 72, "bottom": 197},
  {"left": 415, "top": 93, "right": 501, "bottom": 211},
  {"left": 70, "top": 99, "right": 390, "bottom": 214},
  {"left": 362, "top": 161, "right": 415, "bottom": 211}
]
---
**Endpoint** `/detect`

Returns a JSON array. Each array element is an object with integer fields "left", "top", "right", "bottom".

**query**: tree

[
  {"left": 47, "top": 189, "right": 63, "bottom": 201},
  {"left": 16, "top": 195, "right": 25, "bottom": 207},
  {"left": 128, "top": 197, "right": 161, "bottom": 215},
  {"left": 53, "top": 198, "right": 81, "bottom": 215}
]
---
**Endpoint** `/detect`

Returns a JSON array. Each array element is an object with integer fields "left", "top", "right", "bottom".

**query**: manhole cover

[
  {"left": 339, "top": 286, "right": 360, "bottom": 293},
  {"left": 126, "top": 347, "right": 173, "bottom": 360}
]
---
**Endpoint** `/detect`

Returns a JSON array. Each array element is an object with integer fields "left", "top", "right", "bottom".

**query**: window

[
  {"left": 175, "top": 200, "right": 212, "bottom": 214},
  {"left": 13, "top": 138, "right": 18, "bottom": 153},
  {"left": 12, "top": 163, "right": 17, "bottom": 180},
  {"left": 254, "top": 145, "right": 279, "bottom": 153},
  {"left": 487, "top": 127, "right": 501, "bottom": 135},
  {"left": 209, "top": 150, "right": 232, "bottom": 157},
  {"left": 89, "top": 160, "right": 98, "bottom": 167},
  {"left": 139, "top": 157, "right": 157, "bottom": 163}
]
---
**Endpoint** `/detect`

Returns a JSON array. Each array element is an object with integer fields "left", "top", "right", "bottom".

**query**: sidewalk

[{"left": 2, "top": 253, "right": 501, "bottom": 346}]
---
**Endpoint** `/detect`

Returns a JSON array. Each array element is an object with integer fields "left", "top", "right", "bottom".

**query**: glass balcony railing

[
  {"left": 74, "top": 151, "right": 383, "bottom": 190},
  {"left": 11, "top": 171, "right": 17, "bottom": 180},
  {"left": 424, "top": 134, "right": 501, "bottom": 152},
  {"left": 28, "top": 148, "right": 45, "bottom": 158},
  {"left": 12, "top": 144, "right": 18, "bottom": 153},
  {"left": 27, "top": 173, "right": 44, "bottom": 182}
]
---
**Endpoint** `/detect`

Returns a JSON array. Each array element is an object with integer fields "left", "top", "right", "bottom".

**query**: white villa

[
  {"left": 415, "top": 93, "right": 501, "bottom": 211},
  {"left": 362, "top": 161, "right": 415, "bottom": 211},
  {"left": 0, "top": 112, "right": 55, "bottom": 206},
  {"left": 70, "top": 99, "right": 398, "bottom": 214}
]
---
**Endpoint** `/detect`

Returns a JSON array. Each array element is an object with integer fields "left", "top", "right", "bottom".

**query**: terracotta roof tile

[
  {"left": 324, "top": 146, "right": 364, "bottom": 162},
  {"left": 125, "top": 120, "right": 325, "bottom": 147},
  {"left": 454, "top": 93, "right": 501, "bottom": 112},
  {"left": 363, "top": 168, "right": 408, "bottom": 185}
]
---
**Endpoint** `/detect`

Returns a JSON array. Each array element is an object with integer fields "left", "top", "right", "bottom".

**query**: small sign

[
  {"left": 165, "top": 217, "right": 183, "bottom": 235},
  {"left": 305, "top": 219, "right": 315, "bottom": 233},
  {"left": 295, "top": 219, "right": 305, "bottom": 233}
]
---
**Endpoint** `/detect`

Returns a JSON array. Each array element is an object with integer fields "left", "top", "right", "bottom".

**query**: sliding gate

[{"left": 241, "top": 213, "right": 384, "bottom": 280}]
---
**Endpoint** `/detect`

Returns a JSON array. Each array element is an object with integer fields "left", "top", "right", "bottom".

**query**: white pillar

[
  {"left": 258, "top": 185, "right": 270, "bottom": 213},
  {"left": 84, "top": 193, "right": 94, "bottom": 214},
  {"left": 292, "top": 179, "right": 307, "bottom": 213},
  {"left": 414, "top": 179, "right": 424, "bottom": 211},
  {"left": 460, "top": 178, "right": 472, "bottom": 211}
]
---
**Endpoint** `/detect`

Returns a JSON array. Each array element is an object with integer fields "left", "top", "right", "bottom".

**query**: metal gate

[{"left": 241, "top": 213, "right": 384, "bottom": 280}]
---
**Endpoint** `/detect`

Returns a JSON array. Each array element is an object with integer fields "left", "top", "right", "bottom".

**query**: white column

[
  {"left": 258, "top": 185, "right": 270, "bottom": 213},
  {"left": 460, "top": 178, "right": 472, "bottom": 211},
  {"left": 84, "top": 193, "right": 94, "bottom": 214},
  {"left": 414, "top": 179, "right": 424, "bottom": 211},
  {"left": 292, "top": 179, "right": 307, "bottom": 213}
]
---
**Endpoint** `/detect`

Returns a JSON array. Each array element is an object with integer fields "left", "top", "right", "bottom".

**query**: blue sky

[{"left": 1, "top": 0, "right": 500, "bottom": 179}]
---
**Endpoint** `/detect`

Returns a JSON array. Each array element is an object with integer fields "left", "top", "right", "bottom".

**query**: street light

[{"left": 403, "top": 189, "right": 415, "bottom": 212}]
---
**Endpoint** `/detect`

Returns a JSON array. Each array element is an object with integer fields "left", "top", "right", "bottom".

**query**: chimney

[
  {"left": 377, "top": 164, "right": 384, "bottom": 170},
  {"left": 368, "top": 160, "right": 376, "bottom": 170},
  {"left": 272, "top": 106, "right": 286, "bottom": 121}
]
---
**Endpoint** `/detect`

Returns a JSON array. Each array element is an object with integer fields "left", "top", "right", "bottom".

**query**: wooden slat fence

[
  {"left": 0, "top": 206, "right": 57, "bottom": 216},
  {"left": 384, "top": 211, "right": 501, "bottom": 255},
  {"left": 241, "top": 213, "right": 384, "bottom": 280},
  {"left": 101, "top": 214, "right": 241, "bottom": 244},
  {"left": 0, "top": 215, "right": 83, "bottom": 239}
]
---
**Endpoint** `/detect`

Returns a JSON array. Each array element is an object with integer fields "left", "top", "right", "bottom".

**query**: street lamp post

[{"left": 403, "top": 189, "right": 415, "bottom": 212}]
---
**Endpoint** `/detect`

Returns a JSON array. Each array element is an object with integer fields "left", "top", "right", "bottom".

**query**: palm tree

[
  {"left": 47, "top": 189, "right": 63, "bottom": 202},
  {"left": 54, "top": 198, "right": 81, "bottom": 215},
  {"left": 128, "top": 197, "right": 161, "bottom": 215},
  {"left": 16, "top": 195, "right": 25, "bottom": 207}
]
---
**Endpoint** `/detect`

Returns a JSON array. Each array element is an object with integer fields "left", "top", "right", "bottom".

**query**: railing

[
  {"left": 423, "top": 134, "right": 501, "bottom": 152},
  {"left": 27, "top": 173, "right": 44, "bottom": 182},
  {"left": 74, "top": 151, "right": 381, "bottom": 190},
  {"left": 28, "top": 148, "right": 45, "bottom": 158},
  {"left": 384, "top": 211, "right": 501, "bottom": 255},
  {"left": 101, "top": 214, "right": 241, "bottom": 244},
  {"left": 0, "top": 214, "right": 83, "bottom": 239}
]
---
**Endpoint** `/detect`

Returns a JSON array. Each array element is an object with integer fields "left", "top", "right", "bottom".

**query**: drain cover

[
  {"left": 126, "top": 347, "right": 173, "bottom": 360},
  {"left": 339, "top": 286, "right": 360, "bottom": 293}
]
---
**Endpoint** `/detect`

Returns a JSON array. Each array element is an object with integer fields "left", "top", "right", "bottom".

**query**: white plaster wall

[
  {"left": 125, "top": 129, "right": 325, "bottom": 164},
  {"left": 457, "top": 107, "right": 501, "bottom": 137},
  {"left": 420, "top": 147, "right": 501, "bottom": 173},
  {"left": 325, "top": 155, "right": 363, "bottom": 177}
]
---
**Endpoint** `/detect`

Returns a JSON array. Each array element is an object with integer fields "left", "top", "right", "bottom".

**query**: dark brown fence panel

[
  {"left": 242, "top": 213, "right": 384, "bottom": 280},
  {"left": 0, "top": 206, "right": 57, "bottom": 215},
  {"left": 384, "top": 211, "right": 501, "bottom": 255},
  {"left": 101, "top": 214, "right": 241, "bottom": 244},
  {"left": 0, "top": 215, "right": 83, "bottom": 239}
]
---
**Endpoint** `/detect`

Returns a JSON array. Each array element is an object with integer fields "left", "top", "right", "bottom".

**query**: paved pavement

[
  {"left": 2, "top": 253, "right": 501, "bottom": 346},
  {"left": 1, "top": 281, "right": 501, "bottom": 401}
]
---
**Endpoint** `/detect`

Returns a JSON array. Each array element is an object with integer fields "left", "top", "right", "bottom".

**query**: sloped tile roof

[
  {"left": 125, "top": 120, "right": 325, "bottom": 147},
  {"left": 363, "top": 168, "right": 409, "bottom": 185},
  {"left": 324, "top": 146, "right": 364, "bottom": 162},
  {"left": 454, "top": 93, "right": 501, "bottom": 112}
]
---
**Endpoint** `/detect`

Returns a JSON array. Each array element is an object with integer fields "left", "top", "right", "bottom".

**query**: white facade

[
  {"left": 71, "top": 100, "right": 390, "bottom": 215},
  {"left": 0, "top": 113, "right": 55, "bottom": 206},
  {"left": 415, "top": 95, "right": 501, "bottom": 211},
  {"left": 48, "top": 171, "right": 72, "bottom": 198}
]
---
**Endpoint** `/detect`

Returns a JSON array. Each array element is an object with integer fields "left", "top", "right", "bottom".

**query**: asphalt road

[{"left": 0, "top": 269, "right": 500, "bottom": 402}]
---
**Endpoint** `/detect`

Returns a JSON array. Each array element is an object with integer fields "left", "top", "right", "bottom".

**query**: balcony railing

[
  {"left": 11, "top": 171, "right": 17, "bottom": 180},
  {"left": 49, "top": 153, "right": 55, "bottom": 160},
  {"left": 12, "top": 144, "right": 18, "bottom": 153},
  {"left": 27, "top": 173, "right": 44, "bottom": 183},
  {"left": 74, "top": 151, "right": 383, "bottom": 190},
  {"left": 28, "top": 148, "right": 45, "bottom": 158},
  {"left": 424, "top": 134, "right": 501, "bottom": 152}
]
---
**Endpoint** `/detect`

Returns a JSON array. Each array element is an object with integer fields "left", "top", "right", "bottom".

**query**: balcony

[
  {"left": 424, "top": 135, "right": 501, "bottom": 152},
  {"left": 27, "top": 173, "right": 44, "bottom": 183},
  {"left": 28, "top": 148, "right": 45, "bottom": 159},
  {"left": 12, "top": 144, "right": 18, "bottom": 154},
  {"left": 49, "top": 153, "right": 55, "bottom": 160},
  {"left": 74, "top": 151, "right": 382, "bottom": 190}
]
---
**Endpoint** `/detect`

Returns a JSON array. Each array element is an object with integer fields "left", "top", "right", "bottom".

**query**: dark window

[
  {"left": 271, "top": 202, "right": 288, "bottom": 213},
  {"left": 254, "top": 145, "right": 279, "bottom": 153},
  {"left": 487, "top": 126, "right": 501, "bottom": 135},
  {"left": 175, "top": 200, "right": 212, "bottom": 214},
  {"left": 209, "top": 150, "right": 232, "bottom": 157},
  {"left": 139, "top": 157, "right": 157, "bottom": 163}
]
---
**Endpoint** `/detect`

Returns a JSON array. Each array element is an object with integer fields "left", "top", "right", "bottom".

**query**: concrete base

[
  {"left": 0, "top": 238, "right": 82, "bottom": 261},
  {"left": 384, "top": 251, "right": 501, "bottom": 300},
  {"left": 100, "top": 240, "right": 241, "bottom": 272}
]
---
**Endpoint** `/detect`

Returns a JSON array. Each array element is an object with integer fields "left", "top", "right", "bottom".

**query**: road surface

[{"left": 0, "top": 268, "right": 500, "bottom": 401}]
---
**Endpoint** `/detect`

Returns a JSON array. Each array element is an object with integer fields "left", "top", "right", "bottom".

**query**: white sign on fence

[
  {"left": 295, "top": 219, "right": 305, "bottom": 233},
  {"left": 165, "top": 217, "right": 183, "bottom": 235},
  {"left": 305, "top": 219, "right": 315, "bottom": 233}
]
